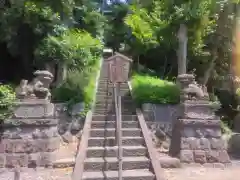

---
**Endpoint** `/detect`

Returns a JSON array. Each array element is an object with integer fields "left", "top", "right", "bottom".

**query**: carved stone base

[
  {"left": 13, "top": 100, "right": 54, "bottom": 118},
  {"left": 169, "top": 118, "right": 230, "bottom": 164},
  {"left": 0, "top": 102, "right": 67, "bottom": 168}
]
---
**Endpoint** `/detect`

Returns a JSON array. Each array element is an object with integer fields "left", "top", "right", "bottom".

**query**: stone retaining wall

[
  {"left": 142, "top": 103, "right": 179, "bottom": 135},
  {"left": 0, "top": 101, "right": 67, "bottom": 168}
]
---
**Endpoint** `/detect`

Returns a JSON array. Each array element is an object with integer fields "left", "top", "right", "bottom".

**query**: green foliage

[
  {"left": 131, "top": 74, "right": 180, "bottom": 105},
  {"left": 0, "top": 1, "right": 62, "bottom": 56},
  {"left": 124, "top": 5, "right": 158, "bottom": 53},
  {"left": 0, "top": 85, "right": 16, "bottom": 121},
  {"left": 104, "top": 2, "right": 129, "bottom": 51},
  {"left": 35, "top": 29, "right": 103, "bottom": 69},
  {"left": 52, "top": 57, "right": 101, "bottom": 112}
]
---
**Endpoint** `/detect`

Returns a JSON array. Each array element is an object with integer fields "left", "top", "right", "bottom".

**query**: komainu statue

[
  {"left": 15, "top": 70, "right": 53, "bottom": 100},
  {"left": 178, "top": 73, "right": 209, "bottom": 101}
]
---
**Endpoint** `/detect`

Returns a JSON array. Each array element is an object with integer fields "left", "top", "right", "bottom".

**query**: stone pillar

[
  {"left": 169, "top": 74, "right": 230, "bottom": 166},
  {"left": 0, "top": 100, "right": 62, "bottom": 168}
]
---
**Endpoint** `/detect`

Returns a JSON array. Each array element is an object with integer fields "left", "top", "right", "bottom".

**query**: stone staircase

[{"left": 74, "top": 59, "right": 163, "bottom": 180}]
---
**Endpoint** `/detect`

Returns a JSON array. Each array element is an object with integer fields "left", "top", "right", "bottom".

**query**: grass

[{"left": 131, "top": 74, "right": 180, "bottom": 105}]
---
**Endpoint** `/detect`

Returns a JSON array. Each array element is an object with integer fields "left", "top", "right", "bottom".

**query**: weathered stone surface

[
  {"left": 0, "top": 155, "right": 5, "bottom": 168},
  {"left": 34, "top": 138, "right": 60, "bottom": 152},
  {"left": 4, "top": 118, "right": 58, "bottom": 127},
  {"left": 205, "top": 150, "right": 230, "bottom": 164},
  {"left": 159, "top": 156, "right": 181, "bottom": 168},
  {"left": 206, "top": 150, "right": 219, "bottom": 163},
  {"left": 4, "top": 138, "right": 60, "bottom": 153},
  {"left": 218, "top": 151, "right": 231, "bottom": 163},
  {"left": 3, "top": 127, "right": 58, "bottom": 140},
  {"left": 180, "top": 150, "right": 194, "bottom": 163},
  {"left": 170, "top": 74, "right": 229, "bottom": 164},
  {"left": 182, "top": 127, "right": 195, "bottom": 137},
  {"left": 199, "top": 138, "right": 210, "bottom": 150},
  {"left": 181, "top": 137, "right": 200, "bottom": 150},
  {"left": 194, "top": 150, "right": 206, "bottom": 164},
  {"left": 181, "top": 138, "right": 190, "bottom": 149},
  {"left": 0, "top": 170, "right": 14, "bottom": 179},
  {"left": 13, "top": 102, "right": 54, "bottom": 118},
  {"left": 32, "top": 127, "right": 58, "bottom": 139},
  {"left": 180, "top": 102, "right": 216, "bottom": 120},
  {"left": 209, "top": 138, "right": 226, "bottom": 150},
  {"left": 29, "top": 152, "right": 56, "bottom": 167},
  {"left": 228, "top": 133, "right": 240, "bottom": 156},
  {"left": 5, "top": 154, "right": 28, "bottom": 167},
  {"left": 0, "top": 143, "right": 4, "bottom": 153},
  {"left": 4, "top": 139, "right": 27, "bottom": 153}
]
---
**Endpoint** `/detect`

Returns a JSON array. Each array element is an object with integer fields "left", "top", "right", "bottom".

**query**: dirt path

[{"left": 164, "top": 166, "right": 240, "bottom": 180}]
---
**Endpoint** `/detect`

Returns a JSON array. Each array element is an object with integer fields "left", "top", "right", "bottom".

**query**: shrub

[
  {"left": 52, "top": 57, "right": 101, "bottom": 112},
  {"left": 0, "top": 85, "right": 16, "bottom": 121},
  {"left": 131, "top": 74, "right": 180, "bottom": 105},
  {"left": 34, "top": 29, "right": 103, "bottom": 70}
]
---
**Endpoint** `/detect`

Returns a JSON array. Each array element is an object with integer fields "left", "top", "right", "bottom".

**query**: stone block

[
  {"left": 38, "top": 152, "right": 56, "bottom": 166},
  {"left": 182, "top": 127, "right": 195, "bottom": 137},
  {"left": 228, "top": 133, "right": 240, "bottom": 155},
  {"left": 185, "top": 137, "right": 200, "bottom": 150},
  {"left": 13, "top": 102, "right": 54, "bottom": 118},
  {"left": 218, "top": 151, "right": 230, "bottom": 163},
  {"left": 199, "top": 138, "right": 210, "bottom": 150},
  {"left": 34, "top": 138, "right": 60, "bottom": 152},
  {"left": 206, "top": 150, "right": 230, "bottom": 163},
  {"left": 29, "top": 152, "right": 56, "bottom": 167},
  {"left": 0, "top": 142, "right": 4, "bottom": 153},
  {"left": 4, "top": 138, "right": 60, "bottom": 153},
  {"left": 180, "top": 150, "right": 194, "bottom": 163},
  {"left": 194, "top": 150, "right": 206, "bottom": 164},
  {"left": 4, "top": 139, "right": 27, "bottom": 153},
  {"left": 204, "top": 128, "right": 221, "bottom": 138},
  {"left": 206, "top": 150, "right": 219, "bottom": 163},
  {"left": 181, "top": 138, "right": 190, "bottom": 149},
  {"left": 4, "top": 118, "right": 58, "bottom": 127},
  {"left": 209, "top": 138, "right": 226, "bottom": 150},
  {"left": 5, "top": 154, "right": 28, "bottom": 167},
  {"left": 159, "top": 156, "right": 181, "bottom": 168},
  {"left": 180, "top": 102, "right": 216, "bottom": 120},
  {"left": 32, "top": 127, "right": 59, "bottom": 139},
  {"left": 0, "top": 154, "right": 5, "bottom": 168},
  {"left": 0, "top": 170, "right": 14, "bottom": 180}
]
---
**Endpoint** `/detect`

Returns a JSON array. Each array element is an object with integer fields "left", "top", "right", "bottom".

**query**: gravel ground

[
  {"left": 0, "top": 168, "right": 73, "bottom": 180},
  {"left": 164, "top": 166, "right": 240, "bottom": 180}
]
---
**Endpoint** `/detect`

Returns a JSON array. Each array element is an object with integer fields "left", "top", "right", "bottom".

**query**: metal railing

[{"left": 113, "top": 83, "right": 123, "bottom": 180}]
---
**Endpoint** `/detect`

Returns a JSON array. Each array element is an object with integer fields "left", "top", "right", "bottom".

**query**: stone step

[
  {"left": 95, "top": 95, "right": 132, "bottom": 100},
  {"left": 93, "top": 111, "right": 136, "bottom": 115},
  {"left": 94, "top": 102, "right": 135, "bottom": 108},
  {"left": 88, "top": 136, "right": 144, "bottom": 147},
  {"left": 82, "top": 169, "right": 155, "bottom": 180},
  {"left": 90, "top": 128, "right": 142, "bottom": 137},
  {"left": 91, "top": 121, "right": 139, "bottom": 129},
  {"left": 98, "top": 80, "right": 128, "bottom": 85},
  {"left": 86, "top": 146, "right": 147, "bottom": 158},
  {"left": 84, "top": 156, "right": 150, "bottom": 171},
  {"left": 97, "top": 88, "right": 130, "bottom": 93},
  {"left": 94, "top": 107, "right": 135, "bottom": 112},
  {"left": 94, "top": 100, "right": 134, "bottom": 107},
  {"left": 92, "top": 115, "right": 137, "bottom": 121}
]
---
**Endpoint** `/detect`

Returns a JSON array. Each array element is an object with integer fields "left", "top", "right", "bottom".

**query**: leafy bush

[
  {"left": 34, "top": 29, "right": 103, "bottom": 70},
  {"left": 131, "top": 74, "right": 180, "bottom": 105},
  {"left": 0, "top": 85, "right": 16, "bottom": 121},
  {"left": 52, "top": 57, "right": 101, "bottom": 112}
]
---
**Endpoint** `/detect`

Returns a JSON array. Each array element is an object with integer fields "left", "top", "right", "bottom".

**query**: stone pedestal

[
  {"left": 169, "top": 74, "right": 230, "bottom": 165},
  {"left": 0, "top": 100, "right": 63, "bottom": 168}
]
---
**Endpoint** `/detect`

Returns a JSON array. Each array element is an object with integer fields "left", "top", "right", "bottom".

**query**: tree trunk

[
  {"left": 202, "top": 50, "right": 217, "bottom": 85},
  {"left": 55, "top": 63, "right": 67, "bottom": 86}
]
